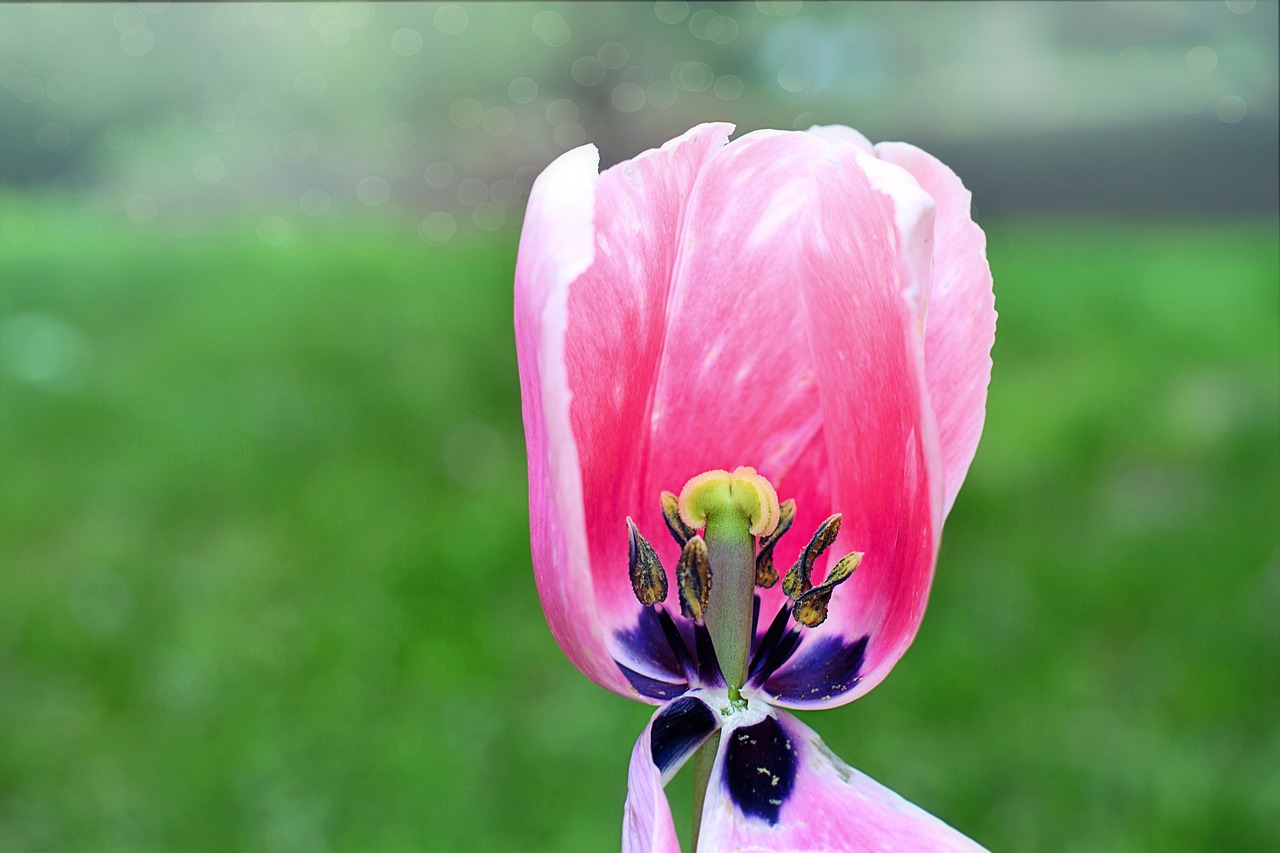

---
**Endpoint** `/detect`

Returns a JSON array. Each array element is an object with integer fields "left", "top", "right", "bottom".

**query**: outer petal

[
  {"left": 623, "top": 695, "right": 722, "bottom": 853},
  {"left": 516, "top": 124, "right": 736, "bottom": 697},
  {"left": 875, "top": 142, "right": 995, "bottom": 517},
  {"left": 698, "top": 709, "right": 986, "bottom": 852},
  {"left": 641, "top": 129, "right": 943, "bottom": 708}
]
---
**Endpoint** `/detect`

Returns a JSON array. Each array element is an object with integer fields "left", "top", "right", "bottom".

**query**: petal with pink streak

[
  {"left": 634, "top": 129, "right": 943, "bottom": 708},
  {"left": 519, "top": 123, "right": 737, "bottom": 697},
  {"left": 698, "top": 709, "right": 986, "bottom": 852},
  {"left": 875, "top": 142, "right": 996, "bottom": 517},
  {"left": 623, "top": 695, "right": 722, "bottom": 853}
]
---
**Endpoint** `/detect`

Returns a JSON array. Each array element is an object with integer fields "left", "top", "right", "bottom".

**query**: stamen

[
  {"left": 627, "top": 517, "right": 668, "bottom": 606},
  {"left": 676, "top": 535, "right": 713, "bottom": 622},
  {"left": 791, "top": 551, "right": 863, "bottom": 627},
  {"left": 754, "top": 499, "right": 795, "bottom": 588},
  {"left": 660, "top": 490, "right": 696, "bottom": 546},
  {"left": 781, "top": 513, "right": 842, "bottom": 599}
]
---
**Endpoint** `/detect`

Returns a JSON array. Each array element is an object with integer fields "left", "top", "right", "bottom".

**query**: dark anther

[
  {"left": 660, "top": 490, "right": 696, "bottom": 546},
  {"left": 781, "top": 513, "right": 842, "bottom": 599},
  {"left": 754, "top": 498, "right": 795, "bottom": 588},
  {"left": 628, "top": 517, "right": 668, "bottom": 606},
  {"left": 791, "top": 551, "right": 863, "bottom": 627},
  {"left": 676, "top": 535, "right": 712, "bottom": 622}
]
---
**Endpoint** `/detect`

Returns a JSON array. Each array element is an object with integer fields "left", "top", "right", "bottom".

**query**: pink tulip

[{"left": 515, "top": 122, "right": 995, "bottom": 851}]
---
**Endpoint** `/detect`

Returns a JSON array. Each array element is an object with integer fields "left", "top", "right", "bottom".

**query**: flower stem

[
  {"left": 690, "top": 728, "right": 720, "bottom": 850},
  {"left": 701, "top": 513, "right": 755, "bottom": 700}
]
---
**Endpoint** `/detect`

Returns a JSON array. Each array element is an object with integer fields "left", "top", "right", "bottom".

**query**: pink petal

[
  {"left": 645, "top": 129, "right": 941, "bottom": 708},
  {"left": 698, "top": 709, "right": 986, "bottom": 852},
  {"left": 875, "top": 143, "right": 995, "bottom": 517},
  {"left": 516, "top": 124, "right": 736, "bottom": 696},
  {"left": 623, "top": 696, "right": 722, "bottom": 853}
]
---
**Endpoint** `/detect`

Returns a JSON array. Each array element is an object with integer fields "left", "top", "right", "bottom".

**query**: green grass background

[{"left": 1, "top": 202, "right": 1277, "bottom": 851}]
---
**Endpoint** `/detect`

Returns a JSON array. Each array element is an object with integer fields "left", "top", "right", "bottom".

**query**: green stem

[
  {"left": 701, "top": 513, "right": 755, "bottom": 700},
  {"left": 690, "top": 729, "right": 721, "bottom": 851}
]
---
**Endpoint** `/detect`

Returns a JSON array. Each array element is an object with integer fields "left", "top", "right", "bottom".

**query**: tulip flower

[{"left": 515, "top": 122, "right": 995, "bottom": 851}]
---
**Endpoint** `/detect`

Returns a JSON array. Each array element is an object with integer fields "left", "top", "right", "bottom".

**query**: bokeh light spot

[
  {"left": 35, "top": 123, "right": 70, "bottom": 152},
  {"left": 457, "top": 177, "right": 489, "bottom": 206},
  {"left": 193, "top": 155, "right": 225, "bottom": 184},
  {"left": 390, "top": 28, "right": 423, "bottom": 56},
  {"left": 356, "top": 176, "right": 391, "bottom": 206},
  {"left": 545, "top": 98, "right": 579, "bottom": 126},
  {"left": 120, "top": 26, "right": 155, "bottom": 57},
  {"left": 1186, "top": 46, "right": 1218, "bottom": 74},
  {"left": 714, "top": 74, "right": 743, "bottom": 100},
  {"left": 202, "top": 102, "right": 236, "bottom": 132},
  {"left": 420, "top": 211, "right": 456, "bottom": 243},
  {"left": 611, "top": 82, "right": 647, "bottom": 112},
  {"left": 508, "top": 76, "right": 538, "bottom": 103},
  {"left": 257, "top": 216, "right": 294, "bottom": 247},
  {"left": 672, "top": 60, "right": 713, "bottom": 92},
  {"left": 294, "top": 71, "right": 327, "bottom": 99},
  {"left": 1226, "top": 0, "right": 1255, "bottom": 12},
  {"left": 338, "top": 1, "right": 374, "bottom": 28},
  {"left": 654, "top": 1, "right": 689, "bottom": 25},
  {"left": 572, "top": 55, "right": 606, "bottom": 85},
  {"left": 598, "top": 42, "right": 628, "bottom": 69},
  {"left": 424, "top": 160, "right": 456, "bottom": 188},
  {"left": 1215, "top": 95, "right": 1247, "bottom": 123},
  {"left": 300, "top": 188, "right": 331, "bottom": 216},
  {"left": 449, "top": 98, "right": 484, "bottom": 128},
  {"left": 435, "top": 5, "right": 468, "bottom": 35},
  {"left": 532, "top": 11, "right": 570, "bottom": 47}
]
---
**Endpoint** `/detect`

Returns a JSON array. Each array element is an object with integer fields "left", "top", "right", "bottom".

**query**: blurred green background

[{"left": 1, "top": 2, "right": 1277, "bottom": 851}]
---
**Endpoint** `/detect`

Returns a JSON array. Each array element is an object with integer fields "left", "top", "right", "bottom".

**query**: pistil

[{"left": 678, "top": 467, "right": 780, "bottom": 703}]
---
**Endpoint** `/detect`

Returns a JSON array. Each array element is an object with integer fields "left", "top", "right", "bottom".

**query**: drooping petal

[
  {"left": 697, "top": 709, "right": 986, "bottom": 852},
  {"left": 623, "top": 695, "right": 722, "bottom": 853},
  {"left": 875, "top": 142, "right": 995, "bottom": 518},
  {"left": 516, "top": 124, "right": 735, "bottom": 697}
]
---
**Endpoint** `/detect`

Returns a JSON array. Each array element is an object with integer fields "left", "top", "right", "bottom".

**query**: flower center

[{"left": 626, "top": 467, "right": 864, "bottom": 705}]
